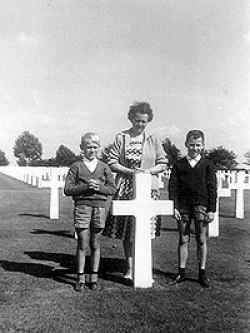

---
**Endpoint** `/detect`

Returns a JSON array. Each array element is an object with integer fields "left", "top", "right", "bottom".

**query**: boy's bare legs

[
  {"left": 75, "top": 228, "right": 89, "bottom": 291},
  {"left": 196, "top": 222, "right": 209, "bottom": 287},
  {"left": 196, "top": 222, "right": 207, "bottom": 269},
  {"left": 174, "top": 220, "right": 189, "bottom": 283},
  {"left": 89, "top": 228, "right": 102, "bottom": 285}
]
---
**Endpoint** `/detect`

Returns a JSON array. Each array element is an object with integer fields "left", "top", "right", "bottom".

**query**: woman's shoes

[{"left": 124, "top": 271, "right": 133, "bottom": 280}]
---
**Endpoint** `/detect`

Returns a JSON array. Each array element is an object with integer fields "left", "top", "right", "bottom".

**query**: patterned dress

[{"left": 103, "top": 134, "right": 161, "bottom": 240}]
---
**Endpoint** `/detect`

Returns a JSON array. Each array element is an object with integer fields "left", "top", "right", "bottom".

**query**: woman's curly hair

[{"left": 128, "top": 102, "right": 154, "bottom": 122}]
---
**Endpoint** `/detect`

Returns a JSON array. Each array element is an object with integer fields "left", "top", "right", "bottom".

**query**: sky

[{"left": 1, "top": 0, "right": 250, "bottom": 164}]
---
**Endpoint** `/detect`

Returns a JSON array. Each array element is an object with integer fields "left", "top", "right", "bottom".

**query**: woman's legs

[{"left": 123, "top": 239, "right": 133, "bottom": 278}]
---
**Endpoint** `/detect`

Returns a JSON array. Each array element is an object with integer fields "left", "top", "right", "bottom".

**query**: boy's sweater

[
  {"left": 64, "top": 160, "right": 116, "bottom": 207},
  {"left": 169, "top": 157, "right": 217, "bottom": 212}
]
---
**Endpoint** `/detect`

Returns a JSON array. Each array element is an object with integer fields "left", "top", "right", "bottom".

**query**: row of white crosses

[
  {"left": 158, "top": 169, "right": 250, "bottom": 238},
  {"left": 0, "top": 166, "right": 249, "bottom": 288},
  {"left": 39, "top": 169, "right": 67, "bottom": 219},
  {"left": 0, "top": 166, "right": 249, "bottom": 225},
  {"left": 0, "top": 166, "right": 68, "bottom": 219}
]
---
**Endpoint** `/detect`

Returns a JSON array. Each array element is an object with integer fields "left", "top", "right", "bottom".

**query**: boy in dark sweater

[
  {"left": 169, "top": 130, "right": 217, "bottom": 287},
  {"left": 64, "top": 132, "right": 116, "bottom": 292}
]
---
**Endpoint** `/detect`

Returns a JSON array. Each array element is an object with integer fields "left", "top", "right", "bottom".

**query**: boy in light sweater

[
  {"left": 64, "top": 132, "right": 116, "bottom": 292},
  {"left": 169, "top": 130, "right": 217, "bottom": 288}
]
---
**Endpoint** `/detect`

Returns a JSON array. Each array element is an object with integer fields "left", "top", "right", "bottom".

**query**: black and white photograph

[{"left": 0, "top": 1, "right": 249, "bottom": 332}]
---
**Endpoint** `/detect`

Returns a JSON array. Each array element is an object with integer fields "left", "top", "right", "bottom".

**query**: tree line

[{"left": 0, "top": 130, "right": 249, "bottom": 169}]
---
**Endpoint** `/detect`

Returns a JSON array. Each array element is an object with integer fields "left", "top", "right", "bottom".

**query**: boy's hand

[
  {"left": 174, "top": 208, "right": 182, "bottom": 221},
  {"left": 88, "top": 179, "right": 100, "bottom": 191},
  {"left": 207, "top": 212, "right": 215, "bottom": 223}
]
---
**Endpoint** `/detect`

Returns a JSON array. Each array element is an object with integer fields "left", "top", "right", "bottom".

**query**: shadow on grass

[
  {"left": 1, "top": 252, "right": 179, "bottom": 287},
  {"left": 219, "top": 213, "right": 235, "bottom": 218},
  {"left": 31, "top": 229, "right": 74, "bottom": 238},
  {"left": 19, "top": 213, "right": 50, "bottom": 219},
  {"left": 160, "top": 227, "right": 178, "bottom": 232},
  {"left": 153, "top": 268, "right": 200, "bottom": 285},
  {"left": 153, "top": 268, "right": 176, "bottom": 280},
  {"left": 1, "top": 260, "right": 53, "bottom": 278},
  {"left": 0, "top": 252, "right": 76, "bottom": 287},
  {"left": 1, "top": 251, "right": 133, "bottom": 287}
]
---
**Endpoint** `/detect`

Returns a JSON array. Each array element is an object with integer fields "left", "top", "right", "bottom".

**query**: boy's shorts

[
  {"left": 74, "top": 205, "right": 106, "bottom": 229},
  {"left": 178, "top": 205, "right": 209, "bottom": 240}
]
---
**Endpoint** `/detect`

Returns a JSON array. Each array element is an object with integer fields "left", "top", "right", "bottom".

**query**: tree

[
  {"left": 55, "top": 145, "right": 79, "bottom": 166},
  {"left": 207, "top": 146, "right": 238, "bottom": 170},
  {"left": 13, "top": 131, "right": 42, "bottom": 165},
  {"left": 0, "top": 149, "right": 9, "bottom": 166},
  {"left": 162, "top": 137, "right": 182, "bottom": 166},
  {"left": 244, "top": 151, "right": 250, "bottom": 165},
  {"left": 29, "top": 158, "right": 58, "bottom": 167}
]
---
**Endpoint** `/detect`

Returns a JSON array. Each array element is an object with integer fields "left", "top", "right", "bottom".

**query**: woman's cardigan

[{"left": 108, "top": 129, "right": 168, "bottom": 190}]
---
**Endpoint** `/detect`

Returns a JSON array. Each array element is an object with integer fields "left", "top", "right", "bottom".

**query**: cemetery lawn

[{"left": 0, "top": 174, "right": 249, "bottom": 333}]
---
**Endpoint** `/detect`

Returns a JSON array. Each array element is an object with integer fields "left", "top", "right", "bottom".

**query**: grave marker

[
  {"left": 209, "top": 171, "right": 231, "bottom": 237},
  {"left": 40, "top": 170, "right": 65, "bottom": 219},
  {"left": 230, "top": 170, "right": 248, "bottom": 219},
  {"left": 112, "top": 172, "right": 173, "bottom": 288}
]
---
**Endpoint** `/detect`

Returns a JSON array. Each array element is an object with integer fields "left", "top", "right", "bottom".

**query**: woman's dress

[{"left": 103, "top": 134, "right": 161, "bottom": 240}]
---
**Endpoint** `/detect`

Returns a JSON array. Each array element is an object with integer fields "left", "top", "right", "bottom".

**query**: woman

[{"left": 104, "top": 102, "right": 168, "bottom": 279}]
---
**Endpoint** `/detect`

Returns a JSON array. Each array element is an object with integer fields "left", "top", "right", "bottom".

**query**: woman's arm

[
  {"left": 110, "top": 163, "right": 134, "bottom": 176},
  {"left": 108, "top": 133, "right": 134, "bottom": 176},
  {"left": 148, "top": 163, "right": 167, "bottom": 175}
]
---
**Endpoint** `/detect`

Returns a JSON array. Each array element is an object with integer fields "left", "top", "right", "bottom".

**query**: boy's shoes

[
  {"left": 74, "top": 280, "right": 86, "bottom": 292},
  {"left": 172, "top": 273, "right": 186, "bottom": 284},
  {"left": 198, "top": 270, "right": 209, "bottom": 288},
  {"left": 89, "top": 282, "right": 98, "bottom": 290},
  {"left": 172, "top": 267, "right": 186, "bottom": 284}
]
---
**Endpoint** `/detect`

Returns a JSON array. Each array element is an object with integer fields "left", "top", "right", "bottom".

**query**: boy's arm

[
  {"left": 207, "top": 161, "right": 217, "bottom": 213},
  {"left": 96, "top": 165, "right": 117, "bottom": 196},
  {"left": 64, "top": 164, "right": 89, "bottom": 196}
]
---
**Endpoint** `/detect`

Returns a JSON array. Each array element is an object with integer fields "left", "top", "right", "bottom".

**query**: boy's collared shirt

[
  {"left": 83, "top": 157, "right": 98, "bottom": 173},
  {"left": 186, "top": 154, "right": 201, "bottom": 168}
]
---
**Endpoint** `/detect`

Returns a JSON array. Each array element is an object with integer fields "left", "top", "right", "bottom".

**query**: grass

[{"left": 0, "top": 173, "right": 249, "bottom": 332}]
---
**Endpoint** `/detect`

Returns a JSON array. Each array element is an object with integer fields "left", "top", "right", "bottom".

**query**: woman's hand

[
  {"left": 134, "top": 167, "right": 149, "bottom": 174},
  {"left": 207, "top": 212, "right": 215, "bottom": 223},
  {"left": 174, "top": 208, "right": 182, "bottom": 221}
]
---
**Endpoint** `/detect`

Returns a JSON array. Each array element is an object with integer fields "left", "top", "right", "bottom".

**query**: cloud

[
  {"left": 16, "top": 32, "right": 39, "bottom": 47},
  {"left": 152, "top": 125, "right": 182, "bottom": 139},
  {"left": 225, "top": 108, "right": 250, "bottom": 127},
  {"left": 243, "top": 30, "right": 250, "bottom": 44}
]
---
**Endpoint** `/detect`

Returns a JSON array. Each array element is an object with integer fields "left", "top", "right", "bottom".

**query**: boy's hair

[
  {"left": 81, "top": 132, "right": 100, "bottom": 147},
  {"left": 185, "top": 130, "right": 205, "bottom": 144}
]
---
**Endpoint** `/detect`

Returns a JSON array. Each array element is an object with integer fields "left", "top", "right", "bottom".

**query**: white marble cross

[
  {"left": 40, "top": 170, "right": 65, "bottom": 219},
  {"left": 230, "top": 170, "right": 248, "bottom": 219},
  {"left": 112, "top": 172, "right": 173, "bottom": 288},
  {"left": 209, "top": 171, "right": 231, "bottom": 237}
]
